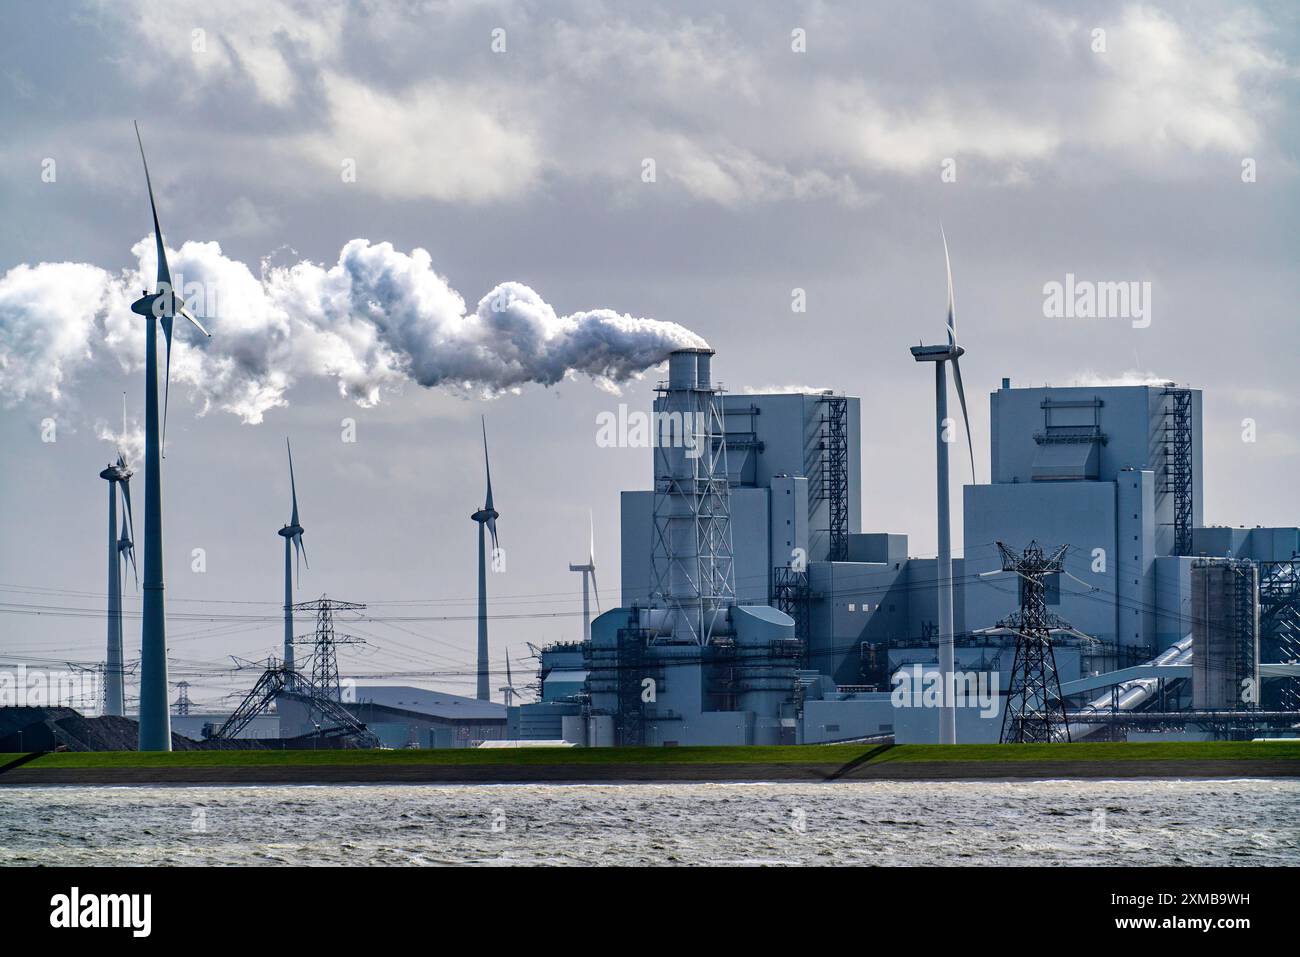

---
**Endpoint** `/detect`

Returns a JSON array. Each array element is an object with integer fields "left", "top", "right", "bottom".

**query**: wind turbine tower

[
  {"left": 129, "top": 122, "right": 211, "bottom": 749},
  {"left": 568, "top": 510, "right": 601, "bottom": 642},
  {"left": 470, "top": 418, "right": 501, "bottom": 701},
  {"left": 277, "top": 439, "right": 308, "bottom": 685},
  {"left": 98, "top": 448, "right": 134, "bottom": 718},
  {"left": 909, "top": 228, "right": 976, "bottom": 745}
]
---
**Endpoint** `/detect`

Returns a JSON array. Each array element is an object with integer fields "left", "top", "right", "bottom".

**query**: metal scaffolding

[
  {"left": 649, "top": 350, "right": 735, "bottom": 645},
  {"left": 615, "top": 626, "right": 647, "bottom": 746},
  {"left": 205, "top": 596, "right": 373, "bottom": 745},
  {"left": 772, "top": 566, "right": 811, "bottom": 649},
  {"left": 583, "top": 620, "right": 653, "bottom": 746},
  {"left": 208, "top": 664, "right": 377, "bottom": 745},
  {"left": 817, "top": 393, "right": 850, "bottom": 561},
  {"left": 1259, "top": 560, "right": 1300, "bottom": 711},
  {"left": 997, "top": 541, "right": 1072, "bottom": 743},
  {"left": 1233, "top": 562, "right": 1259, "bottom": 709},
  {"left": 1162, "top": 388, "right": 1194, "bottom": 556}
]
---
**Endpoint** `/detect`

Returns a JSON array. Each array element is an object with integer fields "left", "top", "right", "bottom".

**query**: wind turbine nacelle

[
  {"left": 131, "top": 292, "right": 161, "bottom": 317},
  {"left": 910, "top": 343, "right": 963, "bottom": 363},
  {"left": 131, "top": 289, "right": 183, "bottom": 319}
]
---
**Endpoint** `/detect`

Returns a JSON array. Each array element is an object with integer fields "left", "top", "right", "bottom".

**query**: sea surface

[{"left": 1, "top": 779, "right": 1297, "bottom": 866}]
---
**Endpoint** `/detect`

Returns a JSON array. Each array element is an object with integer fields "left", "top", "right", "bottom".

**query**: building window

[{"left": 847, "top": 603, "right": 856, "bottom": 612}]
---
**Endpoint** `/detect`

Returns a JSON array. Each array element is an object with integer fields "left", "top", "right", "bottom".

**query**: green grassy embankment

[{"left": 2, "top": 740, "right": 1297, "bottom": 770}]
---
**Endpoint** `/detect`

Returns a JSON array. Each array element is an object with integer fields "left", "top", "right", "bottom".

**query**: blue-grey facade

[{"left": 513, "top": 364, "right": 1297, "bottom": 746}]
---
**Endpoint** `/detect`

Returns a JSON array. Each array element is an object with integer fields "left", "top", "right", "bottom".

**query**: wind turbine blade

[
  {"left": 487, "top": 516, "right": 499, "bottom": 551},
  {"left": 160, "top": 314, "right": 174, "bottom": 456},
  {"left": 122, "top": 540, "right": 139, "bottom": 590},
  {"left": 125, "top": 541, "right": 138, "bottom": 589},
  {"left": 292, "top": 534, "right": 308, "bottom": 585},
  {"left": 286, "top": 438, "right": 300, "bottom": 526},
  {"left": 178, "top": 304, "right": 211, "bottom": 338},
  {"left": 941, "top": 224, "right": 956, "bottom": 348},
  {"left": 134, "top": 121, "right": 171, "bottom": 291},
  {"left": 591, "top": 567, "right": 601, "bottom": 614},
  {"left": 119, "top": 477, "right": 135, "bottom": 547},
  {"left": 588, "top": 508, "right": 595, "bottom": 564},
  {"left": 505, "top": 648, "right": 513, "bottom": 689},
  {"left": 481, "top": 416, "right": 495, "bottom": 511},
  {"left": 117, "top": 506, "right": 138, "bottom": 588},
  {"left": 951, "top": 353, "right": 976, "bottom": 482}
]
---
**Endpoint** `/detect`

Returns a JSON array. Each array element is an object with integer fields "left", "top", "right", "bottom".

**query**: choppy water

[{"left": 1, "top": 779, "right": 1297, "bottom": 866}]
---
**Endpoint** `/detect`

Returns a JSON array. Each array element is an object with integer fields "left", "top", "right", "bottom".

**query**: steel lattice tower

[
  {"left": 174, "top": 681, "right": 192, "bottom": 716},
  {"left": 649, "top": 349, "right": 735, "bottom": 645},
  {"left": 998, "top": 541, "right": 1072, "bottom": 744},
  {"left": 817, "top": 393, "right": 850, "bottom": 562},
  {"left": 1162, "top": 388, "right": 1194, "bottom": 556},
  {"left": 291, "top": 596, "right": 366, "bottom": 702}
]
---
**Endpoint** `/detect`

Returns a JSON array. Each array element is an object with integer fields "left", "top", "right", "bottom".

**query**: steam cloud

[{"left": 0, "top": 238, "right": 708, "bottom": 423}]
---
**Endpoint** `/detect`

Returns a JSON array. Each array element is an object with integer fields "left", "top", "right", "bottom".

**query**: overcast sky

[{"left": 1, "top": 0, "right": 1296, "bottom": 710}]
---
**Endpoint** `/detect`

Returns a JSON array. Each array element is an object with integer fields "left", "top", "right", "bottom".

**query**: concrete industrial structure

[
  {"left": 278, "top": 687, "right": 506, "bottom": 748},
  {"left": 1190, "top": 559, "right": 1260, "bottom": 711},
  {"left": 509, "top": 350, "right": 1299, "bottom": 746}
]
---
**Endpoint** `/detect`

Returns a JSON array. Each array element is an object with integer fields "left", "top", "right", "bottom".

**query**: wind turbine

[
  {"left": 568, "top": 509, "right": 601, "bottom": 642},
  {"left": 470, "top": 417, "right": 500, "bottom": 702},
  {"left": 98, "top": 422, "right": 135, "bottom": 717},
  {"left": 909, "top": 226, "right": 976, "bottom": 745},
  {"left": 129, "top": 122, "right": 211, "bottom": 750},
  {"left": 277, "top": 439, "right": 308, "bottom": 684},
  {"left": 498, "top": 647, "right": 520, "bottom": 707}
]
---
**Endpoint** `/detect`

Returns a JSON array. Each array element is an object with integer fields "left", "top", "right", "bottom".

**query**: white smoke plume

[
  {"left": 740, "top": 384, "right": 831, "bottom": 395},
  {"left": 1066, "top": 369, "right": 1174, "bottom": 388},
  {"left": 0, "top": 238, "right": 708, "bottom": 423}
]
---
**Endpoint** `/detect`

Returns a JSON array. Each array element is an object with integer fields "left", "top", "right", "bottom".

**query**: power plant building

[{"left": 503, "top": 352, "right": 1297, "bottom": 746}]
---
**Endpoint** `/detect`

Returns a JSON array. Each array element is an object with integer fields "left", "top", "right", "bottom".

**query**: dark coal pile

[{"left": 0, "top": 707, "right": 365, "bottom": 752}]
